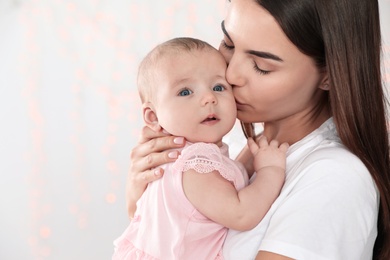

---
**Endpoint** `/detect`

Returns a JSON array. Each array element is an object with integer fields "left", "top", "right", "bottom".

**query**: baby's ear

[{"left": 143, "top": 102, "right": 162, "bottom": 132}]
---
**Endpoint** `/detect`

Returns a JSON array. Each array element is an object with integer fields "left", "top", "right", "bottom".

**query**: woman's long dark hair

[{"left": 243, "top": 0, "right": 390, "bottom": 258}]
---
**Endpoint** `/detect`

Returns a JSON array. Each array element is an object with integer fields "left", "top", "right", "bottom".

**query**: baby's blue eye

[
  {"left": 213, "top": 85, "right": 225, "bottom": 92},
  {"left": 178, "top": 89, "right": 193, "bottom": 96}
]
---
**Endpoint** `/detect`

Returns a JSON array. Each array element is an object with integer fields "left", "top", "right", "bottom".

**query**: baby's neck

[{"left": 186, "top": 139, "right": 223, "bottom": 147}]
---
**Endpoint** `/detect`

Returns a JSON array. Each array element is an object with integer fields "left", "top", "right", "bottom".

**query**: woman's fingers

[
  {"left": 126, "top": 126, "right": 186, "bottom": 218},
  {"left": 130, "top": 149, "right": 178, "bottom": 173},
  {"left": 131, "top": 136, "right": 185, "bottom": 172},
  {"left": 137, "top": 126, "right": 185, "bottom": 152},
  {"left": 126, "top": 167, "right": 163, "bottom": 218},
  {"left": 132, "top": 167, "right": 164, "bottom": 185},
  {"left": 138, "top": 125, "right": 168, "bottom": 143}
]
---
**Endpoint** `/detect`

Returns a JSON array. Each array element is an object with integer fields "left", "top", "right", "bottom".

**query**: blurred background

[{"left": 0, "top": 0, "right": 389, "bottom": 259}]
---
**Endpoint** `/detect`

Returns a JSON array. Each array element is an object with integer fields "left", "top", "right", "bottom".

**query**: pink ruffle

[
  {"left": 113, "top": 237, "right": 158, "bottom": 260},
  {"left": 173, "top": 142, "right": 241, "bottom": 189}
]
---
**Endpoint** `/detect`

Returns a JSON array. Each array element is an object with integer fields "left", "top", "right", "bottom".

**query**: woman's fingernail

[
  {"left": 168, "top": 151, "right": 178, "bottom": 159},
  {"left": 154, "top": 169, "right": 162, "bottom": 176},
  {"left": 173, "top": 137, "right": 184, "bottom": 145}
]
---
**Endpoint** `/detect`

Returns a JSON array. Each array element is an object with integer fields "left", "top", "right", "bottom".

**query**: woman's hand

[{"left": 126, "top": 126, "right": 185, "bottom": 218}]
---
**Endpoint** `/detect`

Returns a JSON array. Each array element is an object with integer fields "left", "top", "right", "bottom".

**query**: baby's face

[{"left": 153, "top": 48, "right": 237, "bottom": 145}]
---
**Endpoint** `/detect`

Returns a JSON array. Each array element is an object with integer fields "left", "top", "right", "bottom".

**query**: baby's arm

[{"left": 182, "top": 136, "right": 288, "bottom": 231}]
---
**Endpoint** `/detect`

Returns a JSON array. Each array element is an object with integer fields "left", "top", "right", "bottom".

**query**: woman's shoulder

[
  {"left": 290, "top": 119, "right": 368, "bottom": 178},
  {"left": 305, "top": 144, "right": 367, "bottom": 173},
  {"left": 283, "top": 144, "right": 378, "bottom": 227},
  {"left": 289, "top": 144, "right": 375, "bottom": 195}
]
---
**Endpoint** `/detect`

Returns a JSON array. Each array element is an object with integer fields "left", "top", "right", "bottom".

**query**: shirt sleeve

[{"left": 172, "top": 142, "right": 246, "bottom": 190}]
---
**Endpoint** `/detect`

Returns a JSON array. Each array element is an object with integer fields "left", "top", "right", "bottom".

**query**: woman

[{"left": 127, "top": 0, "right": 390, "bottom": 259}]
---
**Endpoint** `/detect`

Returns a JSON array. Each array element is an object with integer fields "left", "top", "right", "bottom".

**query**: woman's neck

[{"left": 262, "top": 108, "right": 331, "bottom": 145}]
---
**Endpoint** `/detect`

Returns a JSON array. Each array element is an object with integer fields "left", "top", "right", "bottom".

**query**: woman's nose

[{"left": 225, "top": 55, "right": 245, "bottom": 87}]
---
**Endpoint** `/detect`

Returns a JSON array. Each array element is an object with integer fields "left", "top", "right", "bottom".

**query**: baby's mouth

[{"left": 202, "top": 114, "right": 219, "bottom": 123}]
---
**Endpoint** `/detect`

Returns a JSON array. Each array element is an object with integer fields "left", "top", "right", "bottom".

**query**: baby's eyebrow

[{"left": 171, "top": 77, "right": 191, "bottom": 88}]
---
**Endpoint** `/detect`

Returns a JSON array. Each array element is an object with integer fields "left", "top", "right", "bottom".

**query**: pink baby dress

[{"left": 112, "top": 142, "right": 248, "bottom": 260}]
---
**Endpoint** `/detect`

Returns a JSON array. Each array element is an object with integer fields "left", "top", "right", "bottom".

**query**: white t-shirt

[{"left": 223, "top": 118, "right": 379, "bottom": 260}]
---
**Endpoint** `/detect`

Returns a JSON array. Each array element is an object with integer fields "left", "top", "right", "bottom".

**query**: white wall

[{"left": 0, "top": 1, "right": 389, "bottom": 259}]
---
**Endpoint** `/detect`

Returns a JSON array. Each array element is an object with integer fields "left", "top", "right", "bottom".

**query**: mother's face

[{"left": 219, "top": 0, "right": 327, "bottom": 124}]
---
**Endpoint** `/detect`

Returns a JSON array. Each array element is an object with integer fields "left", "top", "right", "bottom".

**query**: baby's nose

[{"left": 201, "top": 92, "right": 217, "bottom": 105}]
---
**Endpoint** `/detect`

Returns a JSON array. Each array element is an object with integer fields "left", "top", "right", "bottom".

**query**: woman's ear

[
  {"left": 319, "top": 74, "right": 330, "bottom": 91},
  {"left": 143, "top": 103, "right": 162, "bottom": 132}
]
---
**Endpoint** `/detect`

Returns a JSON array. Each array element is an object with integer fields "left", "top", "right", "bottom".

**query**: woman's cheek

[{"left": 218, "top": 45, "right": 232, "bottom": 64}]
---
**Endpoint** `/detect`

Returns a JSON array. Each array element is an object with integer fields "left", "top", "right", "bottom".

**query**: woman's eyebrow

[
  {"left": 221, "top": 20, "right": 283, "bottom": 62},
  {"left": 221, "top": 21, "right": 233, "bottom": 43},
  {"left": 247, "top": 50, "right": 284, "bottom": 62}
]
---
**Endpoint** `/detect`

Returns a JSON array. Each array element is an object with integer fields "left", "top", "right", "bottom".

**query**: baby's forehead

[
  {"left": 157, "top": 47, "right": 223, "bottom": 68},
  {"left": 153, "top": 54, "right": 196, "bottom": 83},
  {"left": 146, "top": 44, "right": 226, "bottom": 88},
  {"left": 158, "top": 46, "right": 213, "bottom": 60},
  {"left": 155, "top": 49, "right": 221, "bottom": 76}
]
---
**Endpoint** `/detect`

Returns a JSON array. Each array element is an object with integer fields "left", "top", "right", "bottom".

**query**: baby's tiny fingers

[
  {"left": 269, "top": 139, "right": 280, "bottom": 147},
  {"left": 257, "top": 135, "right": 269, "bottom": 147},
  {"left": 279, "top": 142, "right": 290, "bottom": 152},
  {"left": 247, "top": 137, "right": 259, "bottom": 154}
]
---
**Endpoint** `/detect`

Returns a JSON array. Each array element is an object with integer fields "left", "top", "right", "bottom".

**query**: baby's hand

[{"left": 248, "top": 136, "right": 289, "bottom": 173}]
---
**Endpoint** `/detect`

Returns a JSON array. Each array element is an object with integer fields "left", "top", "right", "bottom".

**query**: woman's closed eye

[
  {"left": 221, "top": 40, "right": 234, "bottom": 50},
  {"left": 253, "top": 61, "right": 271, "bottom": 75}
]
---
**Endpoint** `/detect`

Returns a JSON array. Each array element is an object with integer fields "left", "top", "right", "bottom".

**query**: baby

[{"left": 112, "top": 37, "right": 288, "bottom": 260}]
